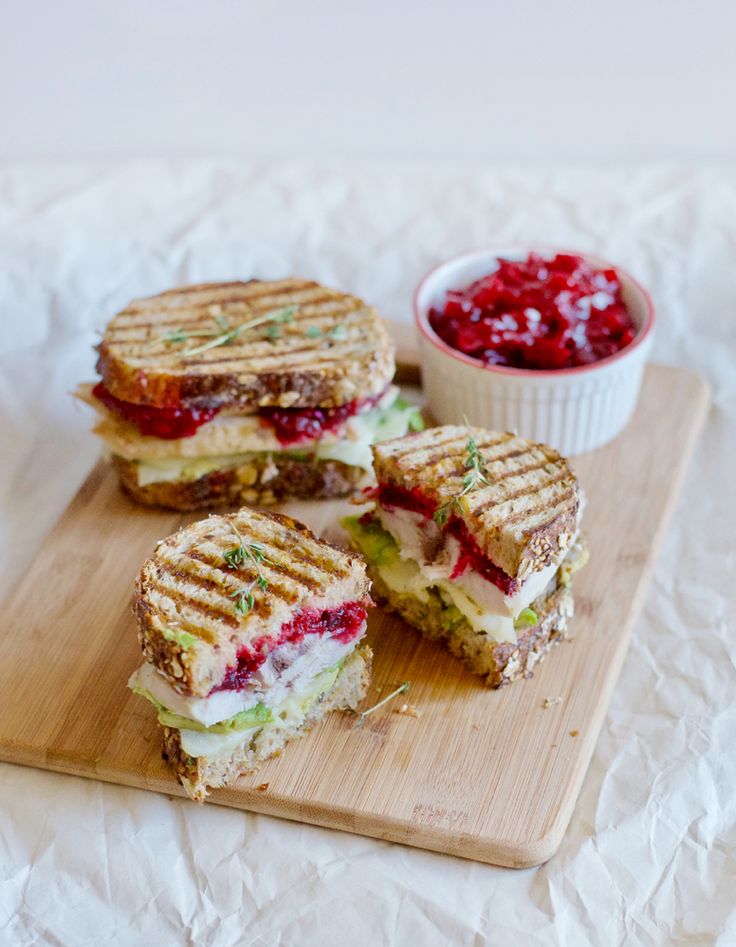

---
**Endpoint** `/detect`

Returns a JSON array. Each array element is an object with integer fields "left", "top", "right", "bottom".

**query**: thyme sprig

[
  {"left": 354, "top": 681, "right": 410, "bottom": 728},
  {"left": 304, "top": 324, "right": 348, "bottom": 341},
  {"left": 230, "top": 575, "right": 269, "bottom": 616},
  {"left": 151, "top": 325, "right": 221, "bottom": 346},
  {"left": 181, "top": 305, "right": 297, "bottom": 356},
  {"left": 433, "top": 431, "right": 490, "bottom": 526},
  {"left": 149, "top": 306, "right": 346, "bottom": 353},
  {"left": 149, "top": 306, "right": 296, "bottom": 352},
  {"left": 222, "top": 522, "right": 270, "bottom": 616},
  {"left": 222, "top": 523, "right": 267, "bottom": 570}
]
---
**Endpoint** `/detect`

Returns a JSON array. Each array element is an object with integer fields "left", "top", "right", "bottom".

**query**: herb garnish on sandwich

[
  {"left": 344, "top": 425, "right": 588, "bottom": 687},
  {"left": 129, "top": 508, "right": 373, "bottom": 800},
  {"left": 77, "top": 279, "right": 422, "bottom": 509}
]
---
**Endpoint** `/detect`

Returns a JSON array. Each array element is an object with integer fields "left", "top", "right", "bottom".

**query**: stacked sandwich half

[
  {"left": 129, "top": 508, "right": 372, "bottom": 799},
  {"left": 78, "top": 279, "right": 421, "bottom": 509},
  {"left": 344, "top": 425, "right": 587, "bottom": 686}
]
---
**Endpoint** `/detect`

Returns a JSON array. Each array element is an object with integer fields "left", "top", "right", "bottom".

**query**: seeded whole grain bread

[
  {"left": 163, "top": 645, "right": 372, "bottom": 801},
  {"left": 372, "top": 426, "right": 580, "bottom": 581},
  {"left": 135, "top": 509, "right": 371, "bottom": 698},
  {"left": 96, "top": 279, "right": 395, "bottom": 409},
  {"left": 113, "top": 454, "right": 367, "bottom": 511},
  {"left": 368, "top": 569, "right": 574, "bottom": 688}
]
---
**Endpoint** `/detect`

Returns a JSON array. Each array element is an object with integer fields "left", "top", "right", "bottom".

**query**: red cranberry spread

[
  {"left": 212, "top": 601, "right": 367, "bottom": 693},
  {"left": 94, "top": 381, "right": 384, "bottom": 443},
  {"left": 376, "top": 482, "right": 436, "bottom": 518},
  {"left": 376, "top": 483, "right": 517, "bottom": 594},
  {"left": 259, "top": 391, "right": 383, "bottom": 446},
  {"left": 428, "top": 253, "right": 637, "bottom": 370},
  {"left": 92, "top": 382, "right": 220, "bottom": 439},
  {"left": 446, "top": 519, "right": 518, "bottom": 595}
]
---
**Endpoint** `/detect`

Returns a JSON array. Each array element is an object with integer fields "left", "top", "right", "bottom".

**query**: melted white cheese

[
  {"left": 180, "top": 724, "right": 259, "bottom": 759},
  {"left": 134, "top": 387, "right": 419, "bottom": 484},
  {"left": 371, "top": 551, "right": 516, "bottom": 643},
  {"left": 129, "top": 625, "right": 365, "bottom": 727},
  {"left": 178, "top": 664, "right": 342, "bottom": 758}
]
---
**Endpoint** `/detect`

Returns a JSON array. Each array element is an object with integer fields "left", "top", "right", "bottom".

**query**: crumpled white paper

[{"left": 1, "top": 161, "right": 734, "bottom": 946}]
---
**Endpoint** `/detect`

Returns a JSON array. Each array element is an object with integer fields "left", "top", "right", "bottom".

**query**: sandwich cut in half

[
  {"left": 77, "top": 279, "right": 422, "bottom": 510},
  {"left": 343, "top": 425, "right": 588, "bottom": 687},
  {"left": 129, "top": 508, "right": 373, "bottom": 800}
]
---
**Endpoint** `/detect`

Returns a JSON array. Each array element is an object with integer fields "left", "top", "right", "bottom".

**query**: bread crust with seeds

[
  {"left": 96, "top": 279, "right": 395, "bottom": 409},
  {"left": 372, "top": 425, "right": 580, "bottom": 580},
  {"left": 113, "top": 453, "right": 367, "bottom": 511},
  {"left": 134, "top": 509, "right": 370, "bottom": 698}
]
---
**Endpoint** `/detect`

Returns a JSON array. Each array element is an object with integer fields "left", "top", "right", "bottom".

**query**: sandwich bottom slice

[
  {"left": 156, "top": 646, "right": 371, "bottom": 802},
  {"left": 344, "top": 515, "right": 587, "bottom": 687},
  {"left": 113, "top": 453, "right": 366, "bottom": 511}
]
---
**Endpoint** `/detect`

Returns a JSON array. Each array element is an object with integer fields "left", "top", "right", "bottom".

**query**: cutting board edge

[
  {"left": 0, "top": 751, "right": 559, "bottom": 869},
  {"left": 525, "top": 362, "right": 711, "bottom": 850}
]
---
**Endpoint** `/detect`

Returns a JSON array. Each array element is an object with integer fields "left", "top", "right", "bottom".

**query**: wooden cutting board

[{"left": 0, "top": 362, "right": 708, "bottom": 868}]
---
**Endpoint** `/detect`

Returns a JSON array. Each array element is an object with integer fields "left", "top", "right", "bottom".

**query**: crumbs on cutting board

[
  {"left": 569, "top": 729, "right": 580, "bottom": 737},
  {"left": 394, "top": 703, "right": 421, "bottom": 718},
  {"left": 256, "top": 782, "right": 269, "bottom": 792},
  {"left": 543, "top": 696, "right": 563, "bottom": 709}
]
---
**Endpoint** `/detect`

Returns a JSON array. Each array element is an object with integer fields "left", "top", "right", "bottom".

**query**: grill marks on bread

[
  {"left": 135, "top": 508, "right": 370, "bottom": 696},
  {"left": 372, "top": 426, "right": 580, "bottom": 580},
  {"left": 97, "top": 279, "right": 395, "bottom": 409},
  {"left": 108, "top": 286, "right": 369, "bottom": 370}
]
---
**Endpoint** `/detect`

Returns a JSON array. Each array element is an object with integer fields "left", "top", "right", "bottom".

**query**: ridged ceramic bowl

[{"left": 414, "top": 247, "right": 655, "bottom": 455}]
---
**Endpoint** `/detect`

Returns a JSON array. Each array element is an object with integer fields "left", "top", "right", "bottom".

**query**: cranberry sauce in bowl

[
  {"left": 414, "top": 247, "right": 655, "bottom": 455},
  {"left": 428, "top": 252, "right": 637, "bottom": 371}
]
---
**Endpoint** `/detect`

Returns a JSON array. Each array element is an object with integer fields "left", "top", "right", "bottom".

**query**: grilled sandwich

[
  {"left": 343, "top": 425, "right": 587, "bottom": 686},
  {"left": 77, "top": 279, "right": 422, "bottom": 509},
  {"left": 129, "top": 508, "right": 373, "bottom": 800}
]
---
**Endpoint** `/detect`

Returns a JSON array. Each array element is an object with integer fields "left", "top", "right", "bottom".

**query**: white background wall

[{"left": 1, "top": 0, "right": 734, "bottom": 163}]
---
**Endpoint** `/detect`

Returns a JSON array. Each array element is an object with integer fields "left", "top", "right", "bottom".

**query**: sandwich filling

[
  {"left": 345, "top": 483, "right": 583, "bottom": 644},
  {"left": 84, "top": 384, "right": 422, "bottom": 484},
  {"left": 93, "top": 381, "right": 390, "bottom": 443},
  {"left": 130, "top": 601, "right": 368, "bottom": 759}
]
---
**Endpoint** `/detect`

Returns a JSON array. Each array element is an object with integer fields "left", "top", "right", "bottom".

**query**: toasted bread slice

[
  {"left": 114, "top": 453, "right": 367, "bottom": 510},
  {"left": 372, "top": 426, "right": 580, "bottom": 580},
  {"left": 97, "top": 279, "right": 395, "bottom": 409},
  {"left": 162, "top": 645, "right": 371, "bottom": 801},
  {"left": 135, "top": 509, "right": 370, "bottom": 698}
]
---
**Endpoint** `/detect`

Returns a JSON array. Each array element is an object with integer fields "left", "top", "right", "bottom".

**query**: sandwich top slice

[
  {"left": 96, "top": 278, "right": 394, "bottom": 409},
  {"left": 129, "top": 508, "right": 372, "bottom": 799},
  {"left": 78, "top": 279, "right": 422, "bottom": 509},
  {"left": 344, "top": 425, "right": 587, "bottom": 686}
]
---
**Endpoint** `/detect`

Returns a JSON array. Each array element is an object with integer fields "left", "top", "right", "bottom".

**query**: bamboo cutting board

[{"left": 0, "top": 362, "right": 708, "bottom": 868}]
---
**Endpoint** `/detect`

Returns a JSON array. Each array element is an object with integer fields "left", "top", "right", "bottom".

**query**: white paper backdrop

[
  {"left": 3, "top": 2, "right": 736, "bottom": 163},
  {"left": 1, "top": 161, "right": 734, "bottom": 946}
]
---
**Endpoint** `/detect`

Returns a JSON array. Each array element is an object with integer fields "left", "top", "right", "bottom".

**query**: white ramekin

[{"left": 414, "top": 246, "right": 655, "bottom": 456}]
